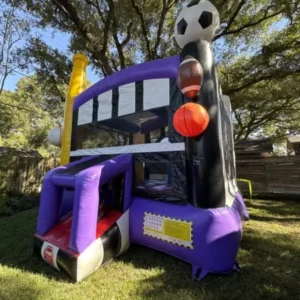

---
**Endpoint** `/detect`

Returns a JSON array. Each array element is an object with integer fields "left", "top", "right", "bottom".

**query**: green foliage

[
  {"left": 228, "top": 75, "right": 300, "bottom": 141},
  {"left": 0, "top": 193, "right": 39, "bottom": 216},
  {"left": 17, "top": 38, "right": 71, "bottom": 102},
  {"left": 80, "top": 126, "right": 129, "bottom": 149},
  {"left": 3, "top": 0, "right": 300, "bottom": 142},
  {"left": 0, "top": 76, "right": 63, "bottom": 156}
]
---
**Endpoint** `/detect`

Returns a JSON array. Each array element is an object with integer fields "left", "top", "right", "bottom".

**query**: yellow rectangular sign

[{"left": 143, "top": 213, "right": 193, "bottom": 249}]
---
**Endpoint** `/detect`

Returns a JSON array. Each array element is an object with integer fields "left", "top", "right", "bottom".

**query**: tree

[
  {"left": 6, "top": 0, "right": 300, "bottom": 141},
  {"left": 17, "top": 38, "right": 72, "bottom": 103},
  {"left": 0, "top": 76, "right": 63, "bottom": 156},
  {"left": 0, "top": 1, "right": 30, "bottom": 95},
  {"left": 218, "top": 12, "right": 300, "bottom": 140}
]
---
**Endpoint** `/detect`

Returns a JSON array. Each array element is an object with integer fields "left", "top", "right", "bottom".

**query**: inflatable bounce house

[{"left": 34, "top": 0, "right": 249, "bottom": 282}]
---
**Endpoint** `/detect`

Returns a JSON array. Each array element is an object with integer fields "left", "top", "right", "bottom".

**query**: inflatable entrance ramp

[{"left": 34, "top": 154, "right": 132, "bottom": 282}]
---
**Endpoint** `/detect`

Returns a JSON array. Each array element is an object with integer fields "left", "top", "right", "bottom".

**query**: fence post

[{"left": 263, "top": 157, "right": 269, "bottom": 194}]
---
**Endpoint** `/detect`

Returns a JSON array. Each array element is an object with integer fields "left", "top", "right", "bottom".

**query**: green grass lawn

[{"left": 0, "top": 199, "right": 299, "bottom": 300}]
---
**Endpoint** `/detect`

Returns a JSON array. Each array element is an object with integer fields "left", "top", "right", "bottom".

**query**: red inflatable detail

[
  {"left": 43, "top": 246, "right": 54, "bottom": 265},
  {"left": 96, "top": 210, "right": 122, "bottom": 238},
  {"left": 40, "top": 210, "right": 122, "bottom": 255},
  {"left": 42, "top": 216, "right": 74, "bottom": 254}
]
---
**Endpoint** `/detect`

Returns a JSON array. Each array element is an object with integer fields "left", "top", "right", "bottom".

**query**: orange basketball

[{"left": 173, "top": 103, "right": 209, "bottom": 137}]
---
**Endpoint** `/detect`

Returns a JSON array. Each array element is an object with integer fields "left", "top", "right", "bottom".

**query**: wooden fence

[
  {"left": 1, "top": 154, "right": 300, "bottom": 197},
  {"left": 0, "top": 156, "right": 59, "bottom": 195},
  {"left": 236, "top": 156, "right": 300, "bottom": 197}
]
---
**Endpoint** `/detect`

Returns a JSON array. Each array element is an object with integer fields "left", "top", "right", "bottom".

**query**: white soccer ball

[{"left": 175, "top": 0, "right": 220, "bottom": 48}]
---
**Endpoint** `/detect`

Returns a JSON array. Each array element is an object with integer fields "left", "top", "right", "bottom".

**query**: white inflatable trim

[
  {"left": 70, "top": 142, "right": 185, "bottom": 157},
  {"left": 48, "top": 127, "right": 62, "bottom": 147}
]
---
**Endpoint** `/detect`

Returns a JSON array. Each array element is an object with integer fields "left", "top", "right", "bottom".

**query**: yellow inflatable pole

[
  {"left": 60, "top": 53, "right": 88, "bottom": 165},
  {"left": 237, "top": 178, "right": 253, "bottom": 201}
]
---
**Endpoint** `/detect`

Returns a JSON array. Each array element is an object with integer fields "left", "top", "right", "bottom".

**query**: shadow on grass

[
  {"left": 117, "top": 227, "right": 300, "bottom": 300},
  {"left": 249, "top": 215, "right": 300, "bottom": 223},
  {"left": 246, "top": 199, "right": 300, "bottom": 217},
  {"left": 116, "top": 199, "right": 300, "bottom": 299},
  {"left": 1, "top": 202, "right": 300, "bottom": 300},
  {"left": 0, "top": 208, "right": 72, "bottom": 284},
  {"left": 246, "top": 200, "right": 300, "bottom": 223}
]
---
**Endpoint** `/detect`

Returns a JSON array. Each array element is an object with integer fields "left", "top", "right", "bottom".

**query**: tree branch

[
  {"left": 99, "top": 0, "right": 114, "bottom": 58},
  {"left": 109, "top": 55, "right": 119, "bottom": 72},
  {"left": 235, "top": 97, "right": 297, "bottom": 140},
  {"left": 227, "top": 68, "right": 300, "bottom": 95},
  {"left": 0, "top": 102, "right": 45, "bottom": 116},
  {"left": 51, "top": 0, "right": 113, "bottom": 75},
  {"left": 0, "top": 6, "right": 21, "bottom": 96},
  {"left": 38, "top": 59, "right": 65, "bottom": 102},
  {"left": 232, "top": 107, "right": 243, "bottom": 129},
  {"left": 220, "top": 0, "right": 247, "bottom": 37},
  {"left": 108, "top": 1, "right": 127, "bottom": 69},
  {"left": 51, "top": 0, "right": 90, "bottom": 41},
  {"left": 0, "top": 66, "right": 18, "bottom": 96},
  {"left": 214, "top": 5, "right": 283, "bottom": 40},
  {"left": 153, "top": 0, "right": 168, "bottom": 57},
  {"left": 121, "top": 22, "right": 134, "bottom": 46},
  {"left": 0, "top": 6, "right": 15, "bottom": 66},
  {"left": 227, "top": 11, "right": 283, "bottom": 36},
  {"left": 83, "top": 0, "right": 105, "bottom": 21},
  {"left": 130, "top": 0, "right": 152, "bottom": 59},
  {"left": 152, "top": 0, "right": 178, "bottom": 57}
]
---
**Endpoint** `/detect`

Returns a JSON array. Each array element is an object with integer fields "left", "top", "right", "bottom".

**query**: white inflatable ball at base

[
  {"left": 48, "top": 127, "right": 63, "bottom": 147},
  {"left": 175, "top": 0, "right": 220, "bottom": 48}
]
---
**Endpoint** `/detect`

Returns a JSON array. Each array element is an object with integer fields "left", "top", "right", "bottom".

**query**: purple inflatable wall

[{"left": 130, "top": 193, "right": 249, "bottom": 279}]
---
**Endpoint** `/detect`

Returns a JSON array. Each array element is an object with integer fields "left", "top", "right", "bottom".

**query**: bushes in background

[{"left": 0, "top": 193, "right": 39, "bottom": 217}]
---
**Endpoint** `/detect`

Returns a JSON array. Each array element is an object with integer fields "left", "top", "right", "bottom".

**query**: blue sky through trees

[{"left": 3, "top": 13, "right": 288, "bottom": 92}]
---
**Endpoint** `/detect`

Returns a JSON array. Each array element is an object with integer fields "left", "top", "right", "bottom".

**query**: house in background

[
  {"left": 286, "top": 136, "right": 300, "bottom": 156},
  {"left": 235, "top": 138, "right": 274, "bottom": 159}
]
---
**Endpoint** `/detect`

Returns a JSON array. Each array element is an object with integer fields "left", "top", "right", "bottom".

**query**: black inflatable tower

[{"left": 175, "top": 2, "right": 238, "bottom": 209}]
